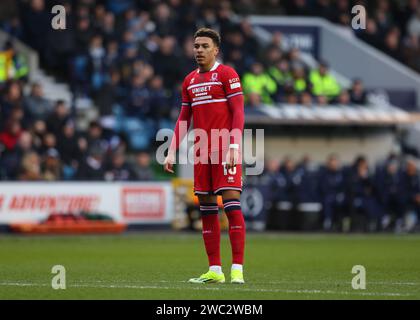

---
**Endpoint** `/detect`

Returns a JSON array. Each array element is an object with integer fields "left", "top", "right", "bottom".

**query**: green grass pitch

[{"left": 0, "top": 232, "right": 419, "bottom": 299}]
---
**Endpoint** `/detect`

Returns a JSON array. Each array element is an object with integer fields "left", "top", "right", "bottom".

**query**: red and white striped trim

[
  {"left": 224, "top": 202, "right": 241, "bottom": 210},
  {"left": 191, "top": 98, "right": 227, "bottom": 107},
  {"left": 214, "top": 186, "right": 242, "bottom": 194},
  {"left": 226, "top": 92, "right": 243, "bottom": 99},
  {"left": 187, "top": 81, "right": 222, "bottom": 90},
  {"left": 200, "top": 206, "right": 219, "bottom": 210},
  {"left": 181, "top": 102, "right": 190, "bottom": 106},
  {"left": 224, "top": 200, "right": 241, "bottom": 206}
]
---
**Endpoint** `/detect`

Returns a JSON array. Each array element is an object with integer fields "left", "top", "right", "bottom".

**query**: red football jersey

[{"left": 181, "top": 62, "right": 243, "bottom": 153}]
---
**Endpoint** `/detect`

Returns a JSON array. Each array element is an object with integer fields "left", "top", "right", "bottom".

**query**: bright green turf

[{"left": 0, "top": 232, "right": 419, "bottom": 299}]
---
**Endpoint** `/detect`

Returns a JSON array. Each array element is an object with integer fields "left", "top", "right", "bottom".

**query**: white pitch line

[{"left": 0, "top": 282, "right": 414, "bottom": 297}]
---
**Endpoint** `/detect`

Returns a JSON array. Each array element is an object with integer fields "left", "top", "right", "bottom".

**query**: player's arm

[
  {"left": 224, "top": 68, "right": 244, "bottom": 170},
  {"left": 164, "top": 80, "right": 192, "bottom": 173}
]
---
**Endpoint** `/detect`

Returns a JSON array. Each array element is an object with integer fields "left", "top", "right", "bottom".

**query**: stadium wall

[{"left": 252, "top": 127, "right": 396, "bottom": 164}]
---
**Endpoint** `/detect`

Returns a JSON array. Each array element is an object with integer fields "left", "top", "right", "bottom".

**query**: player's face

[{"left": 194, "top": 37, "right": 219, "bottom": 68}]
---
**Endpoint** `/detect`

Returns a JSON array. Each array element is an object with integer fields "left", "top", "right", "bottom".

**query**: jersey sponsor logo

[
  {"left": 192, "top": 85, "right": 212, "bottom": 94},
  {"left": 230, "top": 82, "right": 241, "bottom": 89}
]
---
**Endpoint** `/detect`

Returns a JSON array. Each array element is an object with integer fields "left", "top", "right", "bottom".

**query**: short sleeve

[{"left": 222, "top": 66, "right": 243, "bottom": 99}]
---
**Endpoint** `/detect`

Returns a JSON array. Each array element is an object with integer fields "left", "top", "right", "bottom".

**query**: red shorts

[{"left": 194, "top": 150, "right": 243, "bottom": 195}]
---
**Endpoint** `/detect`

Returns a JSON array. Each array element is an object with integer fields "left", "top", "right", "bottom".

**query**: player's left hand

[{"left": 226, "top": 146, "right": 239, "bottom": 170}]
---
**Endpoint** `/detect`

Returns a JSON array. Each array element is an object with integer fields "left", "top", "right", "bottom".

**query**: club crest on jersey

[
  {"left": 190, "top": 78, "right": 195, "bottom": 84},
  {"left": 211, "top": 73, "right": 218, "bottom": 81}
]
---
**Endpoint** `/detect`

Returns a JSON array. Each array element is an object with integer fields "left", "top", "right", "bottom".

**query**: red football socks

[
  {"left": 223, "top": 199, "right": 245, "bottom": 265},
  {"left": 200, "top": 203, "right": 221, "bottom": 267}
]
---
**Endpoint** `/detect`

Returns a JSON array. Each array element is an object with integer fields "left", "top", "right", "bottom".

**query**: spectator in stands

[
  {"left": 133, "top": 150, "right": 155, "bottom": 181},
  {"left": 296, "top": 155, "right": 320, "bottom": 204},
  {"left": 0, "top": 80, "right": 24, "bottom": 121},
  {"left": 0, "top": 119, "right": 22, "bottom": 151},
  {"left": 407, "top": 6, "right": 420, "bottom": 38},
  {"left": 56, "top": 119, "right": 84, "bottom": 180},
  {"left": 76, "top": 146, "right": 105, "bottom": 181},
  {"left": 125, "top": 74, "right": 151, "bottom": 117},
  {"left": 247, "top": 92, "right": 264, "bottom": 108},
  {"left": 149, "top": 75, "right": 170, "bottom": 120},
  {"left": 316, "top": 95, "right": 329, "bottom": 106},
  {"left": 286, "top": 93, "right": 299, "bottom": 104},
  {"left": 29, "top": 119, "right": 46, "bottom": 152},
  {"left": 20, "top": 0, "right": 50, "bottom": 64},
  {"left": 40, "top": 132, "right": 58, "bottom": 156},
  {"left": 24, "top": 82, "right": 52, "bottom": 121},
  {"left": 319, "top": 154, "right": 347, "bottom": 231},
  {"left": 242, "top": 62, "right": 277, "bottom": 105},
  {"left": 0, "top": 130, "right": 33, "bottom": 179},
  {"left": 309, "top": 61, "right": 340, "bottom": 101},
  {"left": 278, "top": 157, "right": 301, "bottom": 204},
  {"left": 347, "top": 156, "right": 381, "bottom": 232},
  {"left": 357, "top": 18, "right": 382, "bottom": 50},
  {"left": 267, "top": 59, "right": 293, "bottom": 101},
  {"left": 94, "top": 69, "right": 122, "bottom": 118},
  {"left": 300, "top": 91, "right": 313, "bottom": 106},
  {"left": 18, "top": 150, "right": 42, "bottom": 181},
  {"left": 104, "top": 150, "right": 136, "bottom": 181},
  {"left": 291, "top": 65, "right": 310, "bottom": 95},
  {"left": 374, "top": 158, "right": 402, "bottom": 231},
  {"left": 2, "top": 41, "right": 29, "bottom": 82},
  {"left": 41, "top": 147, "right": 62, "bottom": 181},
  {"left": 383, "top": 27, "right": 404, "bottom": 62},
  {"left": 314, "top": 0, "right": 334, "bottom": 22},
  {"left": 336, "top": 90, "right": 351, "bottom": 105},
  {"left": 85, "top": 120, "right": 109, "bottom": 156},
  {"left": 46, "top": 100, "right": 71, "bottom": 138},
  {"left": 285, "top": 0, "right": 311, "bottom": 16},
  {"left": 152, "top": 36, "right": 182, "bottom": 89},
  {"left": 332, "top": 0, "right": 351, "bottom": 26},
  {"left": 349, "top": 79, "right": 367, "bottom": 105},
  {"left": 398, "top": 157, "right": 420, "bottom": 232},
  {"left": 87, "top": 34, "right": 107, "bottom": 92},
  {"left": 239, "top": 19, "right": 260, "bottom": 62}
]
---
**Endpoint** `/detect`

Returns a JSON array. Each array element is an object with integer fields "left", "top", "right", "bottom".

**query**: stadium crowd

[
  {"left": 1, "top": 0, "right": 371, "bottom": 151},
  {"left": 233, "top": 0, "right": 420, "bottom": 74},
  {"left": 256, "top": 153, "right": 420, "bottom": 233}
]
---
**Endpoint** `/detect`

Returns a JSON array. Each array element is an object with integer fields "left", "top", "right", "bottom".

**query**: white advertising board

[{"left": 0, "top": 182, "right": 173, "bottom": 225}]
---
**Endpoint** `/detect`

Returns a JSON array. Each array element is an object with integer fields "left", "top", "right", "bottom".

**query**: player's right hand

[{"left": 164, "top": 152, "right": 176, "bottom": 173}]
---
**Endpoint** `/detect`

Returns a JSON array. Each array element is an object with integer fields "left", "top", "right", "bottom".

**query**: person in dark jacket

[
  {"left": 347, "top": 156, "right": 380, "bottom": 231},
  {"left": 319, "top": 154, "right": 347, "bottom": 231},
  {"left": 374, "top": 159, "right": 402, "bottom": 230},
  {"left": 397, "top": 158, "right": 420, "bottom": 232}
]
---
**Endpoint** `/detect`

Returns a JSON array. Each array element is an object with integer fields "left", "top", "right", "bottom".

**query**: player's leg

[
  {"left": 189, "top": 161, "right": 224, "bottom": 284},
  {"left": 221, "top": 189, "right": 246, "bottom": 284}
]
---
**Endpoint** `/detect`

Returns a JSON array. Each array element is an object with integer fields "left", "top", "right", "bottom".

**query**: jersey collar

[{"left": 197, "top": 61, "right": 220, "bottom": 73}]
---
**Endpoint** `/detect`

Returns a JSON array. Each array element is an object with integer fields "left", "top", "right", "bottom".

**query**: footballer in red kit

[{"left": 164, "top": 28, "right": 246, "bottom": 284}]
